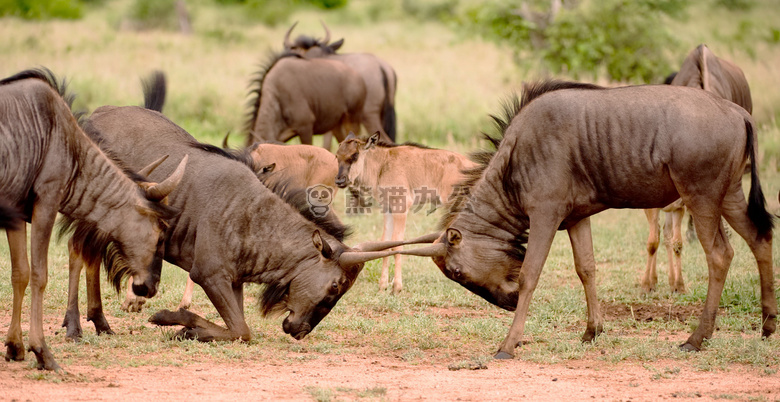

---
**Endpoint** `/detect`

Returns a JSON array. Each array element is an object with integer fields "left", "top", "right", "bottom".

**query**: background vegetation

[{"left": 1, "top": 0, "right": 780, "bottom": 379}]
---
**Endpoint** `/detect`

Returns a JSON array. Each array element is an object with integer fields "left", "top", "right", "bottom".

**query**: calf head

[{"left": 335, "top": 132, "right": 380, "bottom": 188}]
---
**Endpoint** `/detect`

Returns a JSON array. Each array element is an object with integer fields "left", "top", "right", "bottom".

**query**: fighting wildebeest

[
  {"left": 79, "top": 99, "right": 432, "bottom": 343},
  {"left": 283, "top": 21, "right": 397, "bottom": 146},
  {"left": 244, "top": 50, "right": 372, "bottom": 151},
  {"left": 400, "top": 80, "right": 774, "bottom": 358},
  {"left": 0, "top": 69, "right": 184, "bottom": 371},
  {"left": 642, "top": 44, "right": 753, "bottom": 294},
  {"left": 176, "top": 142, "right": 341, "bottom": 311},
  {"left": 335, "top": 132, "right": 476, "bottom": 293}
]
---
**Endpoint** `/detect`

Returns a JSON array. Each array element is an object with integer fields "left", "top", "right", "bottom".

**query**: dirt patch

[{"left": 4, "top": 354, "right": 779, "bottom": 401}]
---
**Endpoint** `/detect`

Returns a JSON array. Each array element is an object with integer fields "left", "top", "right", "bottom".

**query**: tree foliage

[
  {"left": 460, "top": 0, "right": 691, "bottom": 83},
  {"left": 0, "top": 0, "right": 83, "bottom": 19}
]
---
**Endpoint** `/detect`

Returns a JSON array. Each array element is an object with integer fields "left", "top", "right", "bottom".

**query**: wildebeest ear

[
  {"left": 345, "top": 132, "right": 356, "bottom": 141},
  {"left": 328, "top": 38, "right": 344, "bottom": 52},
  {"left": 446, "top": 228, "right": 462, "bottom": 248},
  {"left": 312, "top": 230, "right": 333, "bottom": 259},
  {"left": 365, "top": 132, "right": 380, "bottom": 150},
  {"left": 257, "top": 163, "right": 275, "bottom": 175}
]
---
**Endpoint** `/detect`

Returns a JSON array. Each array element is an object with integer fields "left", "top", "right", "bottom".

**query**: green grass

[{"left": 2, "top": 0, "right": 780, "bottom": 374}]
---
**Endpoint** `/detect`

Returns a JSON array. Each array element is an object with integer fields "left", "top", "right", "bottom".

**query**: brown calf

[{"left": 335, "top": 132, "right": 476, "bottom": 293}]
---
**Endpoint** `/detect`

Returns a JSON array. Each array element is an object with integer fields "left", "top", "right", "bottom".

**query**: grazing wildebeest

[
  {"left": 0, "top": 69, "right": 184, "bottom": 371},
  {"left": 399, "top": 80, "right": 774, "bottom": 358},
  {"left": 335, "top": 132, "right": 476, "bottom": 293},
  {"left": 80, "top": 101, "right": 430, "bottom": 343},
  {"left": 283, "top": 21, "right": 397, "bottom": 146},
  {"left": 642, "top": 44, "right": 754, "bottom": 294},
  {"left": 244, "top": 50, "right": 371, "bottom": 151}
]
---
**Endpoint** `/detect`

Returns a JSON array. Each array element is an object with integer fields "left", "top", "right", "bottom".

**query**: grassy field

[{"left": 2, "top": 0, "right": 780, "bottom": 377}]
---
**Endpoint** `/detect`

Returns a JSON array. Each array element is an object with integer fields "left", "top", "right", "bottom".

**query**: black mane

[
  {"left": 192, "top": 141, "right": 351, "bottom": 242},
  {"left": 440, "top": 79, "right": 604, "bottom": 230},
  {"left": 0, "top": 67, "right": 80, "bottom": 112},
  {"left": 244, "top": 51, "right": 302, "bottom": 141}
]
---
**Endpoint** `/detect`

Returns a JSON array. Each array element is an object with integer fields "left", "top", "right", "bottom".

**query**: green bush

[
  {"left": 458, "top": 0, "right": 690, "bottom": 83},
  {"left": 127, "top": 0, "right": 178, "bottom": 30},
  {"left": 0, "top": 0, "right": 83, "bottom": 19}
]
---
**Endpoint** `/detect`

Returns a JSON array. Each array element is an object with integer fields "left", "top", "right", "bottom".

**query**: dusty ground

[{"left": 3, "top": 351, "right": 779, "bottom": 401}]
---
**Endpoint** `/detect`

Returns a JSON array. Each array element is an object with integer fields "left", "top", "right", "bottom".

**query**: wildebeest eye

[
  {"left": 330, "top": 281, "right": 339, "bottom": 292},
  {"left": 452, "top": 267, "right": 462, "bottom": 279}
]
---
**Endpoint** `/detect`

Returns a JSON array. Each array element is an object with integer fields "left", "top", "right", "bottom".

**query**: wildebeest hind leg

[
  {"left": 568, "top": 218, "right": 603, "bottom": 342},
  {"left": 5, "top": 226, "right": 29, "bottom": 362},
  {"left": 681, "top": 207, "right": 732, "bottom": 352},
  {"left": 720, "top": 187, "right": 776, "bottom": 338}
]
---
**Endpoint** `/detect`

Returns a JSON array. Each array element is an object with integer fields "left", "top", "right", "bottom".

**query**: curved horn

[
  {"left": 338, "top": 249, "right": 400, "bottom": 268},
  {"left": 320, "top": 20, "right": 331, "bottom": 45},
  {"left": 353, "top": 232, "right": 442, "bottom": 252},
  {"left": 138, "top": 154, "right": 169, "bottom": 177},
  {"left": 397, "top": 243, "right": 447, "bottom": 258},
  {"left": 146, "top": 154, "right": 188, "bottom": 201},
  {"left": 284, "top": 21, "right": 298, "bottom": 49}
]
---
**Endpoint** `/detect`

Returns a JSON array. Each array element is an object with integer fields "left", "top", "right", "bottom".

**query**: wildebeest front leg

[
  {"left": 5, "top": 226, "right": 29, "bottom": 362},
  {"left": 62, "top": 239, "right": 84, "bottom": 341},
  {"left": 664, "top": 207, "right": 685, "bottom": 293},
  {"left": 495, "top": 214, "right": 559, "bottom": 359},
  {"left": 85, "top": 255, "right": 114, "bottom": 335},
  {"left": 568, "top": 218, "right": 603, "bottom": 342},
  {"left": 121, "top": 276, "right": 147, "bottom": 312},
  {"left": 379, "top": 212, "right": 393, "bottom": 291},
  {"left": 28, "top": 203, "right": 62, "bottom": 371},
  {"left": 150, "top": 276, "right": 250, "bottom": 342},
  {"left": 642, "top": 208, "right": 661, "bottom": 294}
]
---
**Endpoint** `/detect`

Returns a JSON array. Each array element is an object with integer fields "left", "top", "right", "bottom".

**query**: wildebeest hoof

[
  {"left": 679, "top": 342, "right": 700, "bottom": 352},
  {"left": 121, "top": 296, "right": 147, "bottom": 313},
  {"left": 493, "top": 351, "right": 514, "bottom": 360},
  {"left": 5, "top": 342, "right": 25, "bottom": 362}
]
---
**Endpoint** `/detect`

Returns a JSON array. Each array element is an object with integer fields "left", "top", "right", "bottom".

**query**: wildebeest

[
  {"left": 400, "top": 80, "right": 774, "bottom": 358},
  {"left": 283, "top": 21, "right": 397, "bottom": 146},
  {"left": 79, "top": 98, "right": 432, "bottom": 343},
  {"left": 248, "top": 142, "right": 339, "bottom": 192},
  {"left": 0, "top": 69, "right": 184, "bottom": 371},
  {"left": 244, "top": 50, "right": 371, "bottom": 151},
  {"left": 62, "top": 154, "right": 188, "bottom": 339},
  {"left": 335, "top": 132, "right": 476, "bottom": 293},
  {"left": 642, "top": 44, "right": 753, "bottom": 294},
  {"left": 176, "top": 142, "right": 340, "bottom": 311}
]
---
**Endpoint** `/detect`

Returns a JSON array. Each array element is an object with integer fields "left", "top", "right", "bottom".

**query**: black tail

[
  {"left": 380, "top": 67, "right": 396, "bottom": 142},
  {"left": 0, "top": 200, "right": 24, "bottom": 231},
  {"left": 141, "top": 71, "right": 166, "bottom": 112},
  {"left": 745, "top": 118, "right": 774, "bottom": 238}
]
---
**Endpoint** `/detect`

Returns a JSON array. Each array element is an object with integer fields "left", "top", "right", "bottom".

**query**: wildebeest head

[
  {"left": 334, "top": 131, "right": 381, "bottom": 188},
  {"left": 283, "top": 21, "right": 345, "bottom": 57},
  {"left": 393, "top": 96, "right": 537, "bottom": 311},
  {"left": 268, "top": 229, "right": 412, "bottom": 340}
]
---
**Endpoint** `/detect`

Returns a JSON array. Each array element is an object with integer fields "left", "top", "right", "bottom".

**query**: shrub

[{"left": 0, "top": 0, "right": 83, "bottom": 19}]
